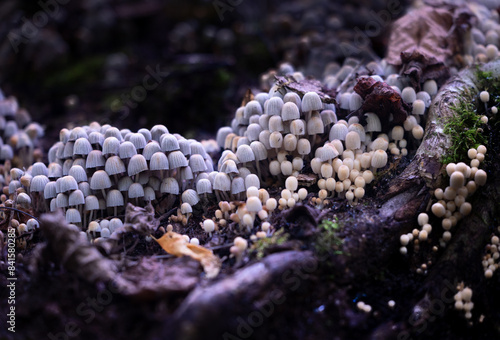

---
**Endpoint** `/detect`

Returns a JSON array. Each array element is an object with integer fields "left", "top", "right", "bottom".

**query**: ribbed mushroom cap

[
  {"left": 137, "top": 128, "right": 152, "bottom": 142},
  {"left": 182, "top": 189, "right": 200, "bottom": 206},
  {"left": 142, "top": 141, "right": 162, "bottom": 160},
  {"left": 321, "top": 110, "right": 338, "bottom": 126},
  {"left": 230, "top": 176, "right": 245, "bottom": 195},
  {"left": 216, "top": 126, "right": 233, "bottom": 149},
  {"left": 90, "top": 170, "right": 112, "bottom": 190},
  {"left": 283, "top": 92, "right": 302, "bottom": 107},
  {"left": 85, "top": 150, "right": 105, "bottom": 170},
  {"left": 160, "top": 177, "right": 179, "bottom": 194},
  {"left": 69, "top": 127, "right": 88, "bottom": 142},
  {"left": 167, "top": 150, "right": 188, "bottom": 169},
  {"left": 84, "top": 195, "right": 99, "bottom": 211},
  {"left": 128, "top": 182, "right": 144, "bottom": 199},
  {"left": 104, "top": 127, "right": 123, "bottom": 141},
  {"left": 62, "top": 159, "right": 73, "bottom": 176},
  {"left": 161, "top": 134, "right": 180, "bottom": 152},
  {"left": 48, "top": 142, "right": 63, "bottom": 164},
  {"left": 78, "top": 182, "right": 91, "bottom": 197},
  {"left": 66, "top": 208, "right": 81, "bottom": 223},
  {"left": 119, "top": 141, "right": 137, "bottom": 159},
  {"left": 48, "top": 162, "right": 63, "bottom": 179},
  {"left": 56, "top": 193, "right": 69, "bottom": 208},
  {"left": 128, "top": 154, "right": 148, "bottom": 176},
  {"left": 188, "top": 154, "right": 207, "bottom": 173},
  {"left": 213, "top": 172, "right": 231, "bottom": 191},
  {"left": 31, "top": 162, "right": 48, "bottom": 177},
  {"left": 69, "top": 189, "right": 85, "bottom": 206},
  {"left": 281, "top": 102, "right": 300, "bottom": 121},
  {"left": 349, "top": 92, "right": 363, "bottom": 111},
  {"left": 55, "top": 175, "right": 78, "bottom": 194},
  {"left": 178, "top": 139, "right": 191, "bottom": 157},
  {"left": 220, "top": 159, "right": 239, "bottom": 175},
  {"left": 68, "top": 165, "right": 88, "bottom": 183},
  {"left": 62, "top": 141, "right": 74, "bottom": 159},
  {"left": 196, "top": 178, "right": 213, "bottom": 194},
  {"left": 107, "top": 189, "right": 124, "bottom": 207},
  {"left": 102, "top": 137, "right": 121, "bottom": 156},
  {"left": 151, "top": 125, "right": 169, "bottom": 142},
  {"left": 329, "top": 123, "right": 348, "bottom": 141},
  {"left": 266, "top": 96, "right": 284, "bottom": 116},
  {"left": 118, "top": 176, "right": 133, "bottom": 192},
  {"left": 105, "top": 156, "right": 126, "bottom": 176},
  {"left": 43, "top": 181, "right": 57, "bottom": 199},
  {"left": 190, "top": 141, "right": 208, "bottom": 158},
  {"left": 236, "top": 144, "right": 255, "bottom": 164},
  {"left": 250, "top": 141, "right": 267, "bottom": 161},
  {"left": 143, "top": 186, "right": 156, "bottom": 202},
  {"left": 88, "top": 131, "right": 104, "bottom": 146},
  {"left": 149, "top": 152, "right": 169, "bottom": 171},
  {"left": 269, "top": 131, "right": 283, "bottom": 149},
  {"left": 246, "top": 123, "right": 262, "bottom": 142},
  {"left": 364, "top": 113, "right": 382, "bottom": 132},
  {"left": 244, "top": 100, "right": 263, "bottom": 118},
  {"left": 74, "top": 137, "right": 92, "bottom": 157},
  {"left": 301, "top": 92, "right": 322, "bottom": 112},
  {"left": 315, "top": 145, "right": 339, "bottom": 162}
]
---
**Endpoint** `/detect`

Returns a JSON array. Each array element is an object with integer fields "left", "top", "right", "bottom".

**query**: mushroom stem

[{"left": 101, "top": 189, "right": 107, "bottom": 201}]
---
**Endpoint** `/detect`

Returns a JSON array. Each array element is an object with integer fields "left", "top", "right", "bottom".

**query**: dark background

[{"left": 0, "top": 0, "right": 407, "bottom": 146}]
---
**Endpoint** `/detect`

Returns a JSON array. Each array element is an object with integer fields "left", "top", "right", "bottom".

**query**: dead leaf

[
  {"left": 240, "top": 89, "right": 254, "bottom": 107},
  {"left": 386, "top": 6, "right": 456, "bottom": 65},
  {"left": 153, "top": 231, "right": 221, "bottom": 279},
  {"left": 353, "top": 77, "right": 409, "bottom": 129},
  {"left": 274, "top": 76, "right": 337, "bottom": 104},
  {"left": 111, "top": 202, "right": 158, "bottom": 240},
  {"left": 399, "top": 51, "right": 450, "bottom": 90}
]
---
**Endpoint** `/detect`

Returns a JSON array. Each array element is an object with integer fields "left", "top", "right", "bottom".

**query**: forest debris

[
  {"left": 386, "top": 6, "right": 458, "bottom": 66},
  {"left": 117, "top": 256, "right": 200, "bottom": 299},
  {"left": 36, "top": 211, "right": 117, "bottom": 283},
  {"left": 353, "top": 77, "right": 409, "bottom": 128},
  {"left": 400, "top": 51, "right": 450, "bottom": 90},
  {"left": 275, "top": 76, "right": 337, "bottom": 103},
  {"left": 110, "top": 202, "right": 158, "bottom": 239},
  {"left": 240, "top": 88, "right": 254, "bottom": 106},
  {"left": 153, "top": 231, "right": 221, "bottom": 279},
  {"left": 173, "top": 251, "right": 317, "bottom": 339}
]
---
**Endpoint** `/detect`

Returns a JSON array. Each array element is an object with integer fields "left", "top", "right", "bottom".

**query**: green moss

[
  {"left": 314, "top": 218, "right": 344, "bottom": 256},
  {"left": 251, "top": 229, "right": 289, "bottom": 259},
  {"left": 441, "top": 99, "right": 487, "bottom": 164}
]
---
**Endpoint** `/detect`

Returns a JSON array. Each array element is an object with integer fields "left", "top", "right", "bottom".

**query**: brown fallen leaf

[
  {"left": 353, "top": 77, "right": 409, "bottom": 129},
  {"left": 386, "top": 6, "right": 456, "bottom": 65},
  {"left": 399, "top": 51, "right": 450, "bottom": 90},
  {"left": 240, "top": 88, "right": 254, "bottom": 107},
  {"left": 153, "top": 231, "right": 221, "bottom": 279}
]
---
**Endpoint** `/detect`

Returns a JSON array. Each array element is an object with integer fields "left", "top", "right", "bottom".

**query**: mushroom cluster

[
  {"left": 0, "top": 93, "right": 44, "bottom": 192},
  {"left": 454, "top": 283, "right": 474, "bottom": 320},
  {"left": 482, "top": 233, "right": 500, "bottom": 279}
]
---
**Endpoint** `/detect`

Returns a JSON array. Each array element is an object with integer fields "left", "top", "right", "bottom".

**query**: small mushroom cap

[
  {"left": 149, "top": 152, "right": 169, "bottom": 171},
  {"left": 128, "top": 182, "right": 145, "bottom": 199},
  {"left": 106, "top": 189, "right": 124, "bottom": 208},
  {"left": 90, "top": 170, "right": 112, "bottom": 190},
  {"left": 105, "top": 155, "right": 126, "bottom": 176},
  {"left": 128, "top": 154, "right": 148, "bottom": 176},
  {"left": 160, "top": 177, "right": 180, "bottom": 195},
  {"left": 301, "top": 92, "right": 322, "bottom": 112}
]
